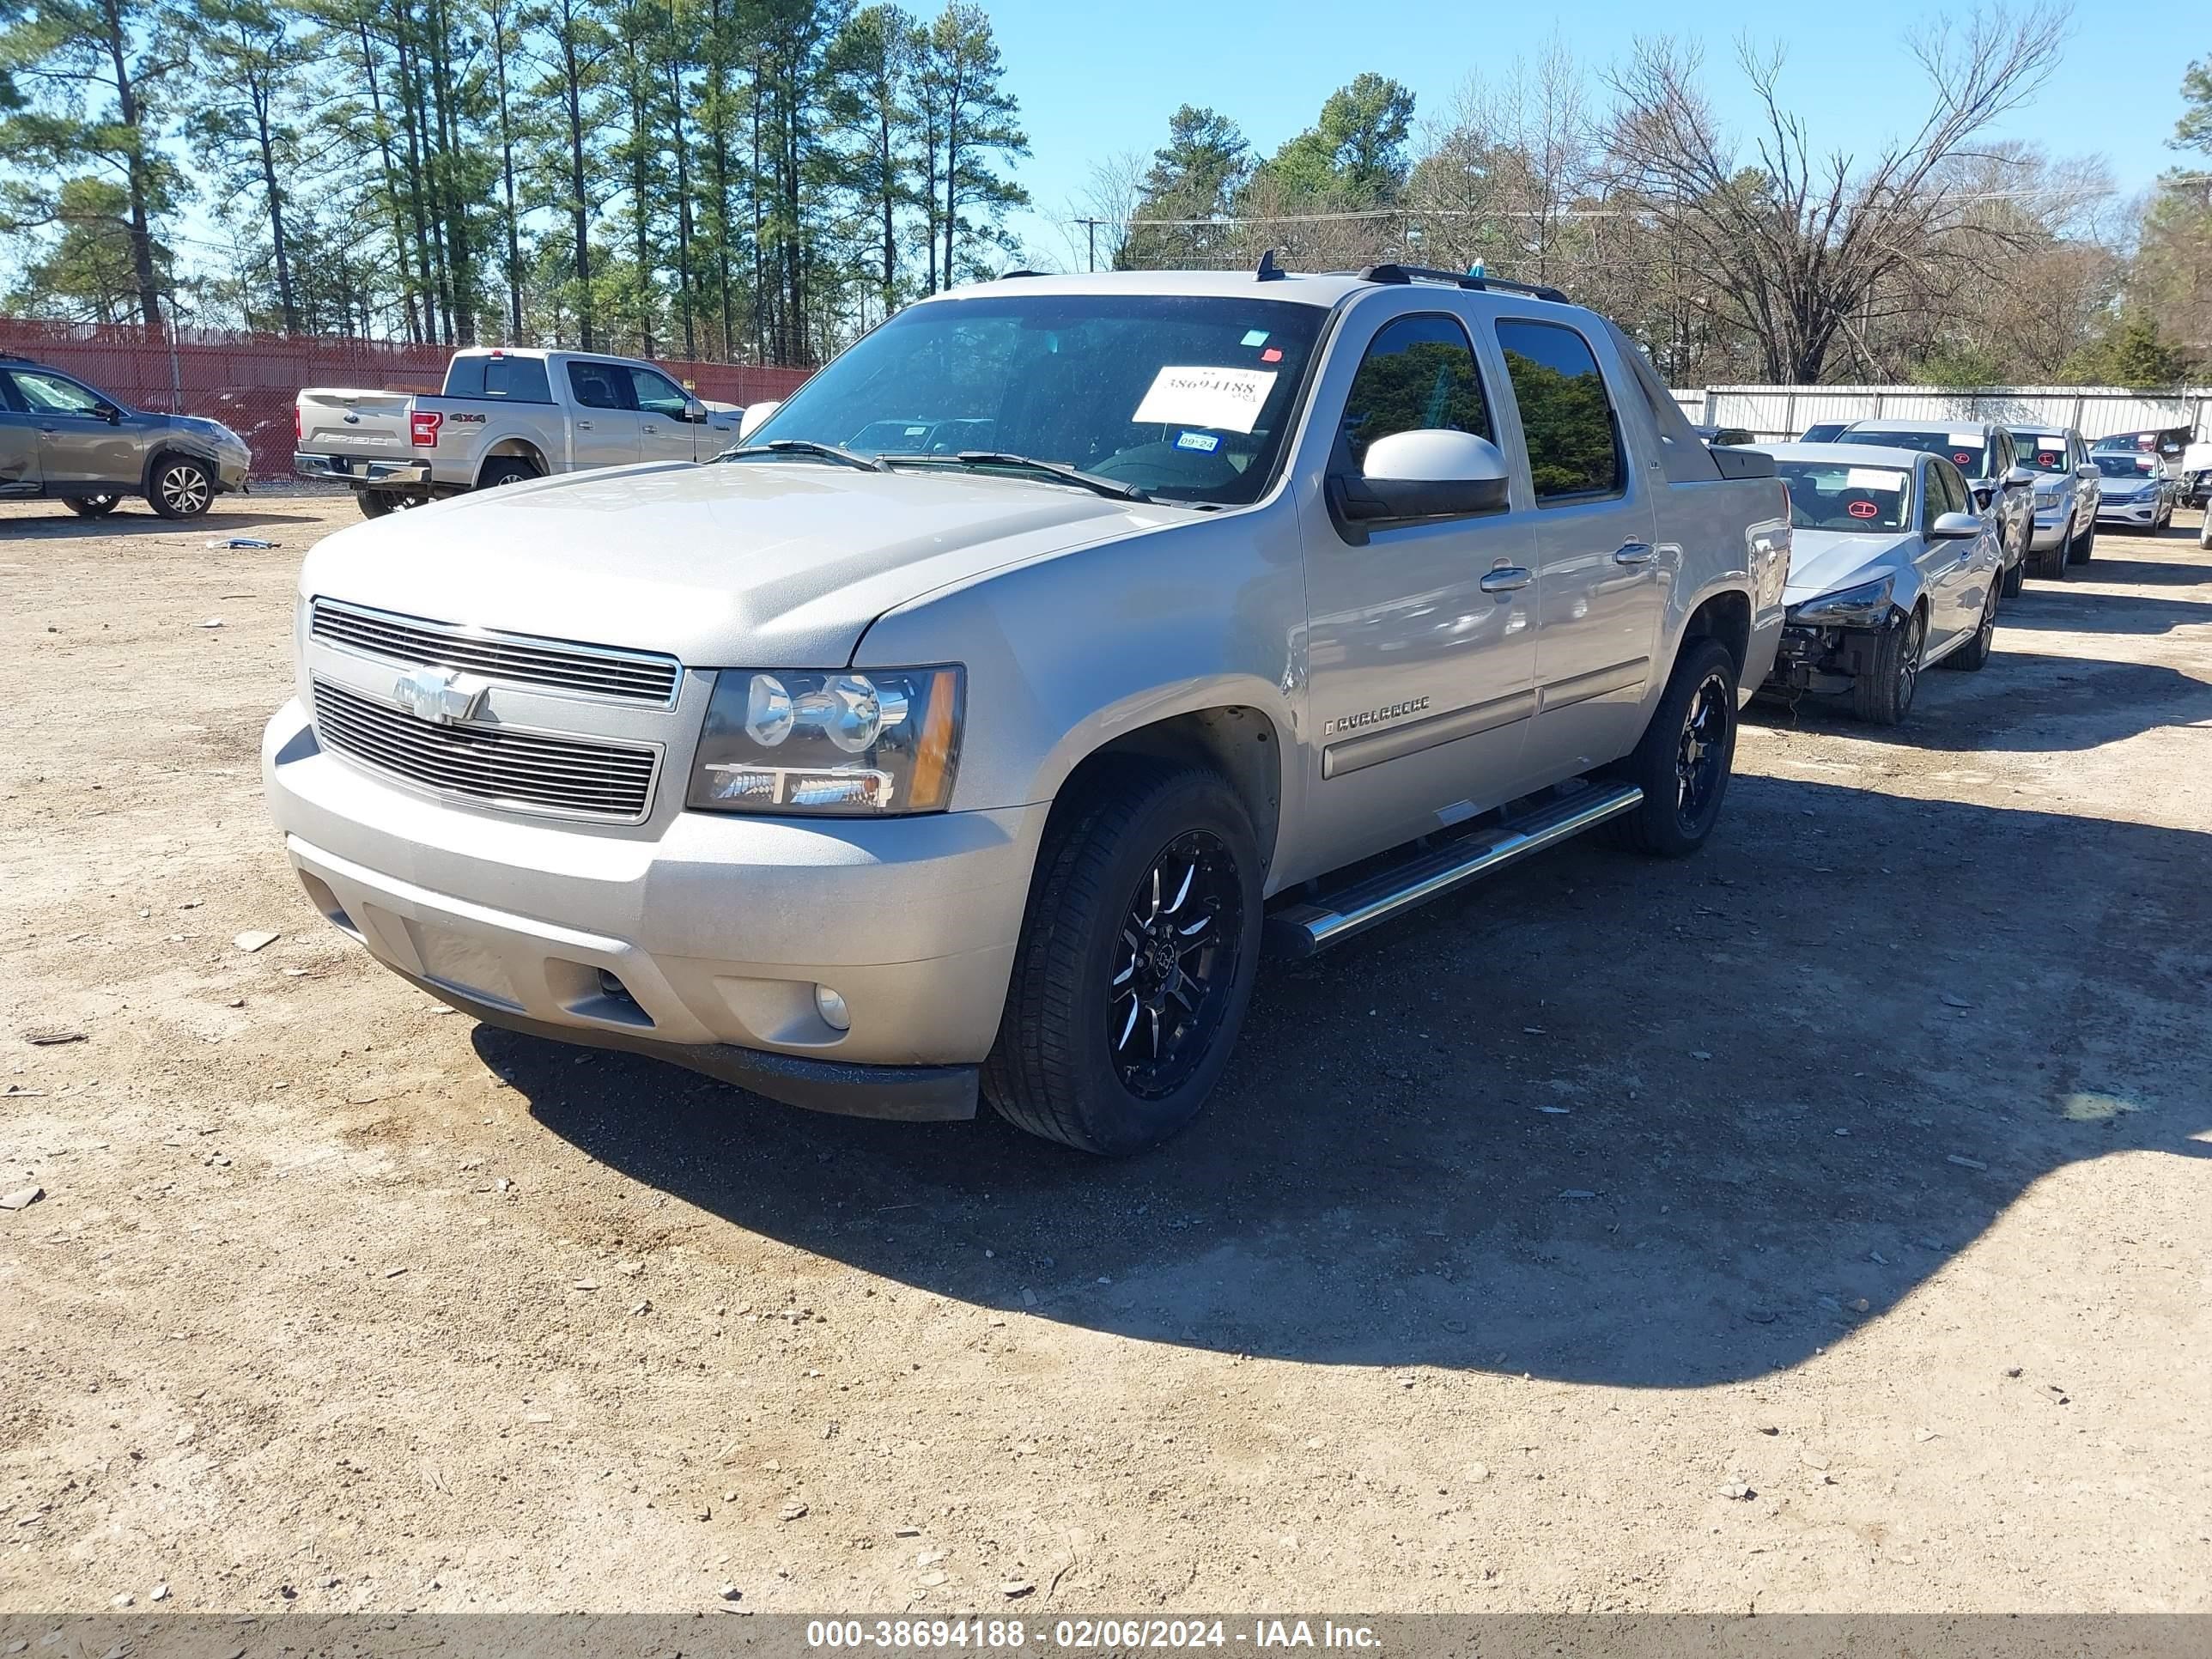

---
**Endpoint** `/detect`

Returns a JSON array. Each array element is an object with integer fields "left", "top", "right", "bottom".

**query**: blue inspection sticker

[
  {"left": 1239, "top": 330, "right": 1269, "bottom": 347},
  {"left": 1176, "top": 431, "right": 1221, "bottom": 453}
]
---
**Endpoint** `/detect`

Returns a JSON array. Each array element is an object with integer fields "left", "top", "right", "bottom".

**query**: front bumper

[
  {"left": 2030, "top": 507, "right": 2072, "bottom": 550},
  {"left": 2097, "top": 497, "right": 2160, "bottom": 526},
  {"left": 1764, "top": 616, "right": 1894, "bottom": 695},
  {"left": 295, "top": 452, "right": 432, "bottom": 488},
  {"left": 261, "top": 699, "right": 1049, "bottom": 1118}
]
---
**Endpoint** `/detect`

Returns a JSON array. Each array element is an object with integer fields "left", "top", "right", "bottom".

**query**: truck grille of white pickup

[
  {"left": 310, "top": 678, "right": 660, "bottom": 822},
  {"left": 311, "top": 599, "right": 682, "bottom": 707}
]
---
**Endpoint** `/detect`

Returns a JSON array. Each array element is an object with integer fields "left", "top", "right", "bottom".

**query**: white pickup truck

[{"left": 295, "top": 347, "right": 752, "bottom": 518}]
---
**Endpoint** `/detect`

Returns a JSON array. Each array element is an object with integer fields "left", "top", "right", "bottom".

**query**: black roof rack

[
  {"left": 1255, "top": 248, "right": 1288, "bottom": 282},
  {"left": 1352, "top": 263, "right": 1568, "bottom": 304},
  {"left": 994, "top": 267, "right": 1041, "bottom": 280}
]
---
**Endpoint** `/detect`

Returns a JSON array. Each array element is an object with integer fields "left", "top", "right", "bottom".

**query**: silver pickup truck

[
  {"left": 295, "top": 347, "right": 746, "bottom": 518},
  {"left": 263, "top": 265, "right": 1790, "bottom": 1155}
]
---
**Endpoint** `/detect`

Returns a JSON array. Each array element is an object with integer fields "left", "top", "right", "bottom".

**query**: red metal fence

[{"left": 0, "top": 319, "right": 811, "bottom": 479}]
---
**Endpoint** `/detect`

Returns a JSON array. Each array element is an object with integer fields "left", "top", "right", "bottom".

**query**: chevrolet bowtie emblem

[{"left": 393, "top": 666, "right": 488, "bottom": 725}]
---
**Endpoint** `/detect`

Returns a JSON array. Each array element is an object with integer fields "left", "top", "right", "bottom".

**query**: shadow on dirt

[
  {"left": 1747, "top": 649, "right": 2212, "bottom": 752},
  {"left": 486, "top": 775, "right": 2210, "bottom": 1389},
  {"left": 0, "top": 505, "right": 326, "bottom": 538}
]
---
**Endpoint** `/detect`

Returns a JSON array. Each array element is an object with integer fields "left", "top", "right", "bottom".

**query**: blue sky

[{"left": 991, "top": 0, "right": 2197, "bottom": 267}]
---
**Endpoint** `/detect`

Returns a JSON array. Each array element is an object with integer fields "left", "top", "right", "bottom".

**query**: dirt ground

[{"left": 2, "top": 485, "right": 2209, "bottom": 1618}]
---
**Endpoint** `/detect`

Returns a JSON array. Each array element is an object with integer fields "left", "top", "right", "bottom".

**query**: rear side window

[
  {"left": 567, "top": 361, "right": 631, "bottom": 410},
  {"left": 482, "top": 356, "right": 551, "bottom": 402},
  {"left": 1336, "top": 313, "right": 1490, "bottom": 469},
  {"left": 1495, "top": 320, "right": 1622, "bottom": 501}
]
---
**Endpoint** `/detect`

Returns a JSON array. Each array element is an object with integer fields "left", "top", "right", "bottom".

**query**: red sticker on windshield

[
  {"left": 1848, "top": 499, "right": 1879, "bottom": 519},
  {"left": 1953, "top": 452, "right": 1972, "bottom": 465},
  {"left": 1260, "top": 347, "right": 1283, "bottom": 363}
]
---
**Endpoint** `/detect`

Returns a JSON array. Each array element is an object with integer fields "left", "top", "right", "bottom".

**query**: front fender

[{"left": 852, "top": 504, "right": 1308, "bottom": 823}]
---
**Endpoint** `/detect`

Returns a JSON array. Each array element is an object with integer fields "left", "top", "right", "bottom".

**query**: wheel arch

[
  {"left": 138, "top": 441, "right": 215, "bottom": 499},
  {"left": 1042, "top": 702, "right": 1287, "bottom": 884},
  {"left": 1679, "top": 585, "right": 1753, "bottom": 681},
  {"left": 477, "top": 440, "right": 547, "bottom": 483}
]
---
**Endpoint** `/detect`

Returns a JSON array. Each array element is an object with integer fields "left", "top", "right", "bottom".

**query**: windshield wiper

[
  {"left": 722, "top": 439, "right": 884, "bottom": 472},
  {"left": 876, "top": 450, "right": 1151, "bottom": 503}
]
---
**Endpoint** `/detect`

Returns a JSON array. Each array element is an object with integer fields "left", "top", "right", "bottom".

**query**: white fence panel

[{"left": 1675, "top": 384, "right": 2212, "bottom": 443}]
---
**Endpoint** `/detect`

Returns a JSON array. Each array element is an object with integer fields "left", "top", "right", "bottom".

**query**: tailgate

[{"left": 297, "top": 388, "right": 415, "bottom": 454}]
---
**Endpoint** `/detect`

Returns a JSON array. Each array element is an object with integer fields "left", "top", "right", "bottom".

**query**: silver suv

[
  {"left": 264, "top": 266, "right": 1789, "bottom": 1154},
  {"left": 2007, "top": 426, "right": 2100, "bottom": 573},
  {"left": 0, "top": 355, "right": 252, "bottom": 520}
]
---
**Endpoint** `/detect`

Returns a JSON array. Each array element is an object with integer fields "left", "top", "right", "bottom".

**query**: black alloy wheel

[
  {"left": 1674, "top": 666, "right": 1732, "bottom": 834},
  {"left": 1106, "top": 830, "right": 1245, "bottom": 1102}
]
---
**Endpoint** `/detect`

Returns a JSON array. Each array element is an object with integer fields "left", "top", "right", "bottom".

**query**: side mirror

[
  {"left": 681, "top": 397, "right": 708, "bottom": 423},
  {"left": 1970, "top": 485, "right": 1995, "bottom": 511},
  {"left": 1337, "top": 428, "right": 1510, "bottom": 525},
  {"left": 738, "top": 399, "right": 781, "bottom": 441},
  {"left": 1929, "top": 512, "right": 1982, "bottom": 540},
  {"left": 95, "top": 402, "right": 122, "bottom": 425},
  {"left": 2002, "top": 466, "right": 2036, "bottom": 489}
]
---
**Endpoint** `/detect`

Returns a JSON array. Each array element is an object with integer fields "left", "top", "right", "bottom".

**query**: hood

[
  {"left": 1783, "top": 528, "right": 1917, "bottom": 605},
  {"left": 298, "top": 457, "right": 1168, "bottom": 667}
]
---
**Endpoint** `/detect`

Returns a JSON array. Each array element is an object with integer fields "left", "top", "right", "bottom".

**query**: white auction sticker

[
  {"left": 1133, "top": 366, "right": 1279, "bottom": 434},
  {"left": 1846, "top": 467, "right": 1905, "bottom": 490},
  {"left": 1948, "top": 430, "right": 1981, "bottom": 447}
]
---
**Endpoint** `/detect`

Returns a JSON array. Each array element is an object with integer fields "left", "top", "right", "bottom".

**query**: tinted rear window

[
  {"left": 1495, "top": 319, "right": 1623, "bottom": 500},
  {"left": 1850, "top": 428, "right": 1991, "bottom": 477},
  {"left": 444, "top": 355, "right": 552, "bottom": 403}
]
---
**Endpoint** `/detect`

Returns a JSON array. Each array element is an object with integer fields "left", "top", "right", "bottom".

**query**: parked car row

[{"left": 1757, "top": 412, "right": 2208, "bottom": 727}]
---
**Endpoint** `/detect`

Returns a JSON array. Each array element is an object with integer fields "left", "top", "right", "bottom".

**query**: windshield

[
  {"left": 2093, "top": 453, "right": 2156, "bottom": 480},
  {"left": 1776, "top": 460, "right": 1912, "bottom": 532},
  {"left": 744, "top": 292, "right": 1328, "bottom": 505},
  {"left": 2010, "top": 434, "right": 2069, "bottom": 473},
  {"left": 1850, "top": 428, "right": 1990, "bottom": 477}
]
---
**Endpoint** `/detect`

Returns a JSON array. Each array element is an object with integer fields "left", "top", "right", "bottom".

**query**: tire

[
  {"left": 65, "top": 494, "right": 121, "bottom": 519},
  {"left": 2200, "top": 515, "right": 2211, "bottom": 551},
  {"left": 2067, "top": 517, "right": 2094, "bottom": 565},
  {"left": 1607, "top": 637, "right": 1739, "bottom": 858},
  {"left": 359, "top": 489, "right": 426, "bottom": 519},
  {"left": 1999, "top": 556, "right": 2024, "bottom": 598},
  {"left": 477, "top": 457, "right": 539, "bottom": 489},
  {"left": 2033, "top": 529, "right": 2069, "bottom": 580},
  {"left": 1851, "top": 605, "right": 1925, "bottom": 726},
  {"left": 981, "top": 763, "right": 1263, "bottom": 1156},
  {"left": 1941, "top": 575, "right": 1999, "bottom": 672},
  {"left": 147, "top": 454, "right": 213, "bottom": 520}
]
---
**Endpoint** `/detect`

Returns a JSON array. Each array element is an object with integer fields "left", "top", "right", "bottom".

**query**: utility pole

[{"left": 1073, "top": 216, "right": 1106, "bottom": 271}]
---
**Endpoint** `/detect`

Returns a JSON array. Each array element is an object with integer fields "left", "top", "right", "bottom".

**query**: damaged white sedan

[{"left": 1760, "top": 442, "right": 2005, "bottom": 726}]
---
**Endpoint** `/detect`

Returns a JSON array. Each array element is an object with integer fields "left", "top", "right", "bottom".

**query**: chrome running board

[{"left": 1265, "top": 782, "right": 1644, "bottom": 957}]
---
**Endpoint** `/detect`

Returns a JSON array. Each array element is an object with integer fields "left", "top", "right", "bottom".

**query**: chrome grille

[
  {"left": 311, "top": 599, "right": 681, "bottom": 707},
  {"left": 311, "top": 678, "right": 660, "bottom": 822}
]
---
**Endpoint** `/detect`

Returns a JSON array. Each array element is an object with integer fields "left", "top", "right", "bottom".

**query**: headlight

[
  {"left": 688, "top": 666, "right": 963, "bottom": 815},
  {"left": 2033, "top": 486, "right": 2061, "bottom": 507},
  {"left": 1789, "top": 574, "right": 1897, "bottom": 629}
]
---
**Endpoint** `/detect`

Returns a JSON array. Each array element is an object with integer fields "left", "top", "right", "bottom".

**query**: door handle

[
  {"left": 642, "top": 422, "right": 657, "bottom": 434},
  {"left": 577, "top": 419, "right": 594, "bottom": 429},
  {"left": 1479, "top": 567, "right": 1533, "bottom": 593},
  {"left": 1613, "top": 542, "right": 1656, "bottom": 565}
]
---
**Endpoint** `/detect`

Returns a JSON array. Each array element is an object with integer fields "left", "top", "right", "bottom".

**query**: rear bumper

[{"left": 295, "top": 452, "right": 432, "bottom": 488}]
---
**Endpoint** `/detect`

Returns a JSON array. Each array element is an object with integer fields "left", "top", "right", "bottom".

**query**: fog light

[{"left": 814, "top": 984, "right": 850, "bottom": 1031}]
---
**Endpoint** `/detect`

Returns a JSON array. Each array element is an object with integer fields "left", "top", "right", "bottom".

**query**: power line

[{"left": 1085, "top": 185, "right": 2114, "bottom": 230}]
